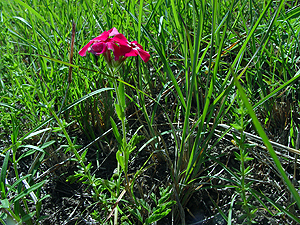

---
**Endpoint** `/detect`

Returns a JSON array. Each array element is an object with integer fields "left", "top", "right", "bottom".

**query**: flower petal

[
  {"left": 106, "top": 41, "right": 120, "bottom": 60},
  {"left": 131, "top": 41, "right": 143, "bottom": 49},
  {"left": 91, "top": 31, "right": 110, "bottom": 41},
  {"left": 106, "top": 41, "right": 116, "bottom": 51},
  {"left": 119, "top": 44, "right": 133, "bottom": 55},
  {"left": 91, "top": 42, "right": 106, "bottom": 54},
  {"left": 108, "top": 27, "right": 119, "bottom": 36},
  {"left": 137, "top": 49, "right": 150, "bottom": 62},
  {"left": 78, "top": 41, "right": 93, "bottom": 56},
  {"left": 112, "top": 45, "right": 122, "bottom": 61},
  {"left": 124, "top": 49, "right": 138, "bottom": 57},
  {"left": 113, "top": 34, "right": 129, "bottom": 46}
]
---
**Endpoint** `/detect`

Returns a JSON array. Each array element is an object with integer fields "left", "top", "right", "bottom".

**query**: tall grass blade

[{"left": 234, "top": 74, "right": 300, "bottom": 210}]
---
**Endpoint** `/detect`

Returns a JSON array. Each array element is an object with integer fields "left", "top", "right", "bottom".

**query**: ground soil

[{"left": 2, "top": 98, "right": 300, "bottom": 225}]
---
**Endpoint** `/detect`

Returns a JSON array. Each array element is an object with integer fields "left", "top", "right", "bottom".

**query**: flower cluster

[{"left": 78, "top": 27, "right": 150, "bottom": 65}]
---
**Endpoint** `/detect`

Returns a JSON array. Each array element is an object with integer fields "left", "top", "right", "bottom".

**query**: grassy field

[{"left": 1, "top": 0, "right": 300, "bottom": 224}]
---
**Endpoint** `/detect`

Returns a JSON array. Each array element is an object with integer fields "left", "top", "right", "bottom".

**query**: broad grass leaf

[
  {"left": 110, "top": 117, "right": 122, "bottom": 144},
  {"left": 13, "top": 180, "right": 45, "bottom": 203}
]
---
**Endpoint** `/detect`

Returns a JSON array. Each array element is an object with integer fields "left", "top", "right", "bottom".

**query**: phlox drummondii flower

[{"left": 78, "top": 28, "right": 150, "bottom": 66}]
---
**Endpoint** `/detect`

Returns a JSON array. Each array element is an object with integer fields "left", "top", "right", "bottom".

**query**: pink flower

[
  {"left": 78, "top": 27, "right": 123, "bottom": 60},
  {"left": 79, "top": 28, "right": 150, "bottom": 64},
  {"left": 114, "top": 34, "right": 150, "bottom": 63}
]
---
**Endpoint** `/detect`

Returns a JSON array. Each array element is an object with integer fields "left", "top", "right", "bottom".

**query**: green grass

[{"left": 1, "top": 0, "right": 300, "bottom": 224}]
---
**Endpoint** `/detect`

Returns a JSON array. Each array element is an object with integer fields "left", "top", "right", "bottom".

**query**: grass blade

[{"left": 234, "top": 73, "right": 300, "bottom": 210}]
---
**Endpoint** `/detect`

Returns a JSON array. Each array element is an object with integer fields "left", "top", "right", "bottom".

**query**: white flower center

[{"left": 128, "top": 42, "right": 140, "bottom": 50}]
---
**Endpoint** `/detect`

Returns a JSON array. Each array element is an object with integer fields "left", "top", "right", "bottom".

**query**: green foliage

[
  {"left": 0, "top": 151, "right": 49, "bottom": 224},
  {"left": 1, "top": 0, "right": 300, "bottom": 224},
  {"left": 229, "top": 97, "right": 257, "bottom": 224},
  {"left": 129, "top": 185, "right": 176, "bottom": 225}
]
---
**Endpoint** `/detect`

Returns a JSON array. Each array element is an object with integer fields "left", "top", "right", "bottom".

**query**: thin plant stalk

[{"left": 107, "top": 66, "right": 129, "bottom": 225}]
